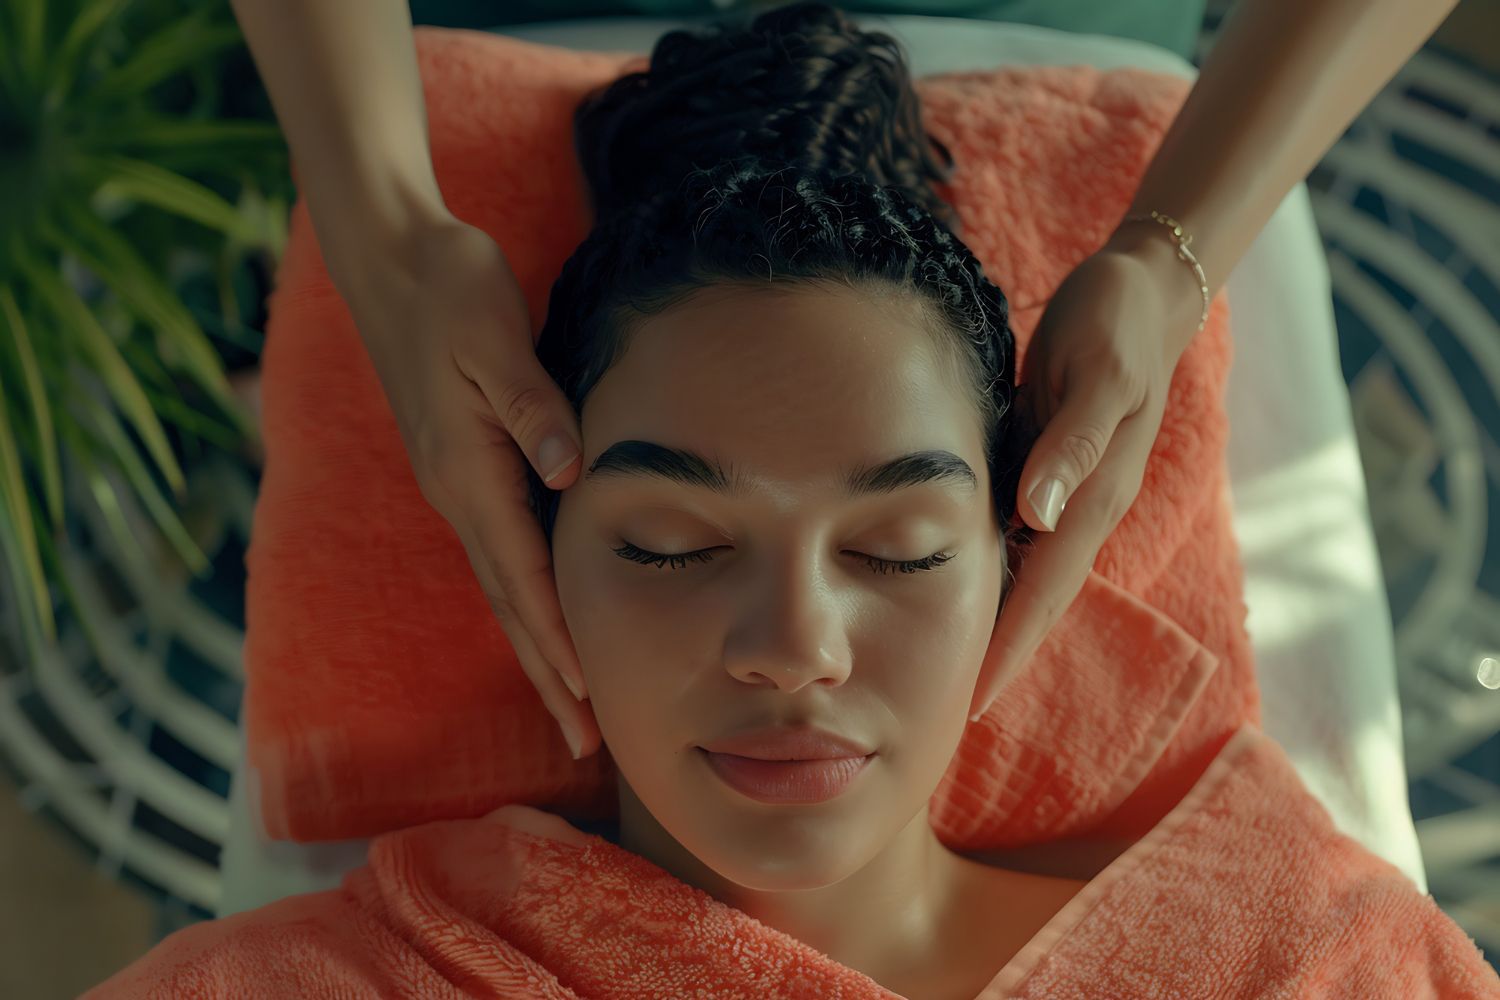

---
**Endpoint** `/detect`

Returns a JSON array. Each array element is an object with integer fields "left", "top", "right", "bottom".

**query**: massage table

[{"left": 216, "top": 14, "right": 1429, "bottom": 919}]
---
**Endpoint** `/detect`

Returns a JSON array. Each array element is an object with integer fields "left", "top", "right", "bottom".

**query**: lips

[
  {"left": 699, "top": 749, "right": 874, "bottom": 804},
  {"left": 698, "top": 723, "right": 875, "bottom": 761}
]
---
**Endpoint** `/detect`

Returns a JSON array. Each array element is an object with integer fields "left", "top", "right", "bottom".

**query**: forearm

[
  {"left": 227, "top": 0, "right": 450, "bottom": 290},
  {"left": 1112, "top": 0, "right": 1458, "bottom": 322}
]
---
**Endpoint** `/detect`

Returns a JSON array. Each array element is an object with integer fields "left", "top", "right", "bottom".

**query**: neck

[{"left": 612, "top": 775, "right": 976, "bottom": 987}]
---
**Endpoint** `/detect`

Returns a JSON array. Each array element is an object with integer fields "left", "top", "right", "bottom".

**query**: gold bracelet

[{"left": 1121, "top": 210, "right": 1210, "bottom": 332}]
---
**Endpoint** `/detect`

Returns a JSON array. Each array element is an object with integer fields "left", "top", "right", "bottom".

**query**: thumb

[
  {"left": 470, "top": 354, "right": 583, "bottom": 489},
  {"left": 1018, "top": 368, "right": 1130, "bottom": 532}
]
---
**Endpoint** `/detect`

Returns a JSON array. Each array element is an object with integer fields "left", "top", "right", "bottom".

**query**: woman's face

[{"left": 551, "top": 281, "right": 1003, "bottom": 892}]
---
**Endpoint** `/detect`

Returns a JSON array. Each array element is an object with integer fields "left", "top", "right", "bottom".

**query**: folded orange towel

[
  {"left": 83, "top": 724, "right": 1500, "bottom": 997},
  {"left": 242, "top": 25, "right": 1257, "bottom": 854}
]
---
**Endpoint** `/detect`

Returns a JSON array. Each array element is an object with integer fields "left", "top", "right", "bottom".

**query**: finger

[
  {"left": 421, "top": 406, "right": 589, "bottom": 701},
  {"left": 458, "top": 477, "right": 592, "bottom": 707},
  {"left": 1016, "top": 361, "right": 1136, "bottom": 533},
  {"left": 504, "top": 605, "right": 601, "bottom": 761},
  {"left": 438, "top": 350, "right": 592, "bottom": 702},
  {"left": 968, "top": 514, "right": 1097, "bottom": 721},
  {"left": 453, "top": 518, "right": 600, "bottom": 760},
  {"left": 971, "top": 412, "right": 1157, "bottom": 721},
  {"left": 467, "top": 349, "right": 584, "bottom": 490}
]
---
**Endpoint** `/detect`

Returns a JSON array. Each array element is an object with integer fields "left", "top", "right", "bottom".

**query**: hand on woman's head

[
  {"left": 969, "top": 232, "right": 1200, "bottom": 722},
  {"left": 341, "top": 214, "right": 600, "bottom": 761}
]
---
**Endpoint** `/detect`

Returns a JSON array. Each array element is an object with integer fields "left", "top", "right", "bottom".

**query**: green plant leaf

[
  {"left": 80, "top": 116, "right": 284, "bottom": 156},
  {"left": 44, "top": 421, "right": 150, "bottom": 665},
  {"left": 12, "top": 0, "right": 46, "bottom": 91},
  {"left": 29, "top": 516, "right": 101, "bottom": 662},
  {"left": 141, "top": 387, "right": 243, "bottom": 451},
  {"left": 0, "top": 21, "right": 29, "bottom": 107},
  {"left": 118, "top": 332, "right": 248, "bottom": 451},
  {"left": 0, "top": 355, "right": 56, "bottom": 645},
  {"left": 80, "top": 136, "right": 289, "bottom": 202},
  {"left": 118, "top": 336, "right": 244, "bottom": 449},
  {"left": 77, "top": 13, "right": 243, "bottom": 109},
  {"left": 65, "top": 426, "right": 156, "bottom": 595},
  {"left": 84, "top": 154, "right": 259, "bottom": 242},
  {"left": 213, "top": 177, "right": 292, "bottom": 265},
  {"left": 182, "top": 58, "right": 222, "bottom": 120},
  {"left": 43, "top": 199, "right": 248, "bottom": 435},
  {"left": 0, "top": 485, "right": 48, "bottom": 664},
  {"left": 71, "top": 391, "right": 209, "bottom": 576},
  {"left": 45, "top": 0, "right": 130, "bottom": 108},
  {"left": 0, "top": 283, "right": 63, "bottom": 529},
  {"left": 19, "top": 251, "right": 187, "bottom": 499}
]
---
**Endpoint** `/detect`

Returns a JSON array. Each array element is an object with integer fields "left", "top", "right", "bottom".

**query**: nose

[{"left": 721, "top": 549, "right": 853, "bottom": 690}]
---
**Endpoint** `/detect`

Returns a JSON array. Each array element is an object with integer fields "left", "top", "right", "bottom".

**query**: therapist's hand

[
  {"left": 342, "top": 213, "right": 599, "bottom": 760},
  {"left": 968, "top": 230, "right": 1206, "bottom": 721}
]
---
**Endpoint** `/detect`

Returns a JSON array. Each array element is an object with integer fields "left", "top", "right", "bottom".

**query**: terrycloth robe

[{"left": 83, "top": 649, "right": 1500, "bottom": 997}]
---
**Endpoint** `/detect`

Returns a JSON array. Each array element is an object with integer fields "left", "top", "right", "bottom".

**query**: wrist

[
  {"left": 1105, "top": 222, "right": 1211, "bottom": 357},
  {"left": 309, "top": 166, "right": 454, "bottom": 294}
]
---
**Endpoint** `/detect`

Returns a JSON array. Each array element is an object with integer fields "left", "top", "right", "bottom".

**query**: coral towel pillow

[{"left": 245, "top": 27, "right": 1258, "bottom": 845}]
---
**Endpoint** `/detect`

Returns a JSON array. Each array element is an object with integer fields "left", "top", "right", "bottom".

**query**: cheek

[
  {"left": 556, "top": 564, "right": 657, "bottom": 690},
  {"left": 865, "top": 558, "right": 1001, "bottom": 719},
  {"left": 562, "top": 561, "right": 696, "bottom": 661},
  {"left": 551, "top": 505, "right": 651, "bottom": 659},
  {"left": 552, "top": 533, "right": 687, "bottom": 743}
]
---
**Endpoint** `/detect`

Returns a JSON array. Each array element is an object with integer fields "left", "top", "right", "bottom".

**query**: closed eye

[{"left": 611, "top": 542, "right": 956, "bottom": 575}]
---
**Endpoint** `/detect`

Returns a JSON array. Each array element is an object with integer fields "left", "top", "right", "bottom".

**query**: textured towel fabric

[
  {"left": 83, "top": 725, "right": 1500, "bottom": 997},
  {"left": 85, "top": 26, "right": 1500, "bottom": 998},
  {"left": 240, "top": 25, "right": 1259, "bottom": 853}
]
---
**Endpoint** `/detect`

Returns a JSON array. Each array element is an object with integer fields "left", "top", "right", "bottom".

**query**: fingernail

[
  {"left": 539, "top": 434, "right": 579, "bottom": 485},
  {"left": 561, "top": 669, "right": 585, "bottom": 702},
  {"left": 1029, "top": 477, "right": 1067, "bottom": 531},
  {"left": 563, "top": 723, "right": 583, "bottom": 760}
]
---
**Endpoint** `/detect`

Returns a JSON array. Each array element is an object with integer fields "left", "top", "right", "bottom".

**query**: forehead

[{"left": 579, "top": 283, "right": 983, "bottom": 502}]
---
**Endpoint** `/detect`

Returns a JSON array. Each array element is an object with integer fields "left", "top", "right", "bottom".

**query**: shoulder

[{"left": 1205, "top": 731, "right": 1500, "bottom": 993}]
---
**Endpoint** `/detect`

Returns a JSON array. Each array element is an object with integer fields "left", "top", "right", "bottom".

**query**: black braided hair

[{"left": 526, "top": 1, "right": 1037, "bottom": 560}]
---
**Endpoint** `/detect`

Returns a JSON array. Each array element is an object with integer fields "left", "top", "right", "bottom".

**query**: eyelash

[{"left": 611, "top": 542, "right": 956, "bottom": 575}]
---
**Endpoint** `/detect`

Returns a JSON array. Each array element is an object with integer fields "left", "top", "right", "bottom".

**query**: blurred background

[{"left": 0, "top": 0, "right": 1496, "bottom": 996}]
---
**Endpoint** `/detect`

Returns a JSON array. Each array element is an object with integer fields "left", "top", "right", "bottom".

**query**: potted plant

[
  {"left": 0, "top": 0, "right": 293, "bottom": 926},
  {"left": 0, "top": 0, "right": 287, "bottom": 659}
]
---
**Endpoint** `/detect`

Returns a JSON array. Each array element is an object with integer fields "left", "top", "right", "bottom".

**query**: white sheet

[{"left": 218, "top": 14, "right": 1426, "bottom": 918}]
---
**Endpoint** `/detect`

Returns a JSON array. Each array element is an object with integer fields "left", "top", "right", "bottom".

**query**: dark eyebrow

[{"left": 584, "top": 440, "right": 978, "bottom": 500}]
